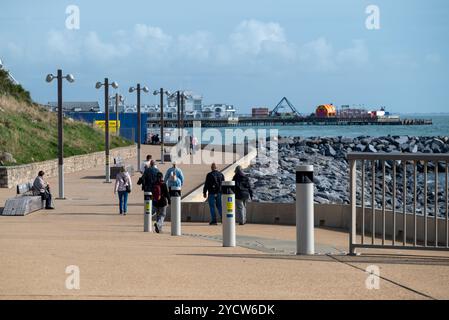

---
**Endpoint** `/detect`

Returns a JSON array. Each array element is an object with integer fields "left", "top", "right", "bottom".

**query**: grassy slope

[{"left": 0, "top": 95, "right": 133, "bottom": 166}]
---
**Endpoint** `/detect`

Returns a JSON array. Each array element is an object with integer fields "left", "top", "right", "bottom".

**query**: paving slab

[{"left": 0, "top": 145, "right": 448, "bottom": 299}]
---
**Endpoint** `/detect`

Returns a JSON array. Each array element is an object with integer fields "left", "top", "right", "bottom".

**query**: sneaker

[
  {"left": 154, "top": 223, "right": 160, "bottom": 233},
  {"left": 45, "top": 207, "right": 55, "bottom": 210},
  {"left": 123, "top": 212, "right": 127, "bottom": 216},
  {"left": 209, "top": 221, "right": 218, "bottom": 225}
]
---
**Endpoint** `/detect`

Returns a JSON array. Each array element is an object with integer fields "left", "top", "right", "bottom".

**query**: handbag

[{"left": 126, "top": 185, "right": 131, "bottom": 193}]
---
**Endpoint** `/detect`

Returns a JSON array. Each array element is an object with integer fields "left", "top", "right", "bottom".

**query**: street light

[
  {"left": 114, "top": 93, "right": 123, "bottom": 136},
  {"left": 171, "top": 90, "right": 191, "bottom": 143},
  {"left": 95, "top": 78, "right": 119, "bottom": 183},
  {"left": 45, "top": 69, "right": 75, "bottom": 199},
  {"left": 179, "top": 91, "right": 192, "bottom": 145},
  {"left": 129, "top": 84, "right": 149, "bottom": 171},
  {"left": 153, "top": 88, "right": 171, "bottom": 164}
]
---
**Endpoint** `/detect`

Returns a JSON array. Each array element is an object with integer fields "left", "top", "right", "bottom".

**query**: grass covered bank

[{"left": 0, "top": 95, "right": 132, "bottom": 166}]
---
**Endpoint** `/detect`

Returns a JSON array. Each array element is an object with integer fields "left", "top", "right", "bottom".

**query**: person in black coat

[
  {"left": 232, "top": 165, "right": 253, "bottom": 225},
  {"left": 153, "top": 172, "right": 171, "bottom": 233}
]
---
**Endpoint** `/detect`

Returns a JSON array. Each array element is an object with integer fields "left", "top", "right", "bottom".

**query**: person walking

[
  {"left": 142, "top": 160, "right": 159, "bottom": 192},
  {"left": 166, "top": 170, "right": 182, "bottom": 190},
  {"left": 184, "top": 135, "right": 190, "bottom": 155},
  {"left": 189, "top": 135, "right": 194, "bottom": 154},
  {"left": 142, "top": 160, "right": 160, "bottom": 213},
  {"left": 203, "top": 163, "right": 224, "bottom": 225},
  {"left": 140, "top": 154, "right": 153, "bottom": 173},
  {"left": 153, "top": 172, "right": 171, "bottom": 233},
  {"left": 114, "top": 167, "right": 132, "bottom": 215},
  {"left": 164, "top": 162, "right": 184, "bottom": 188},
  {"left": 32, "top": 171, "right": 54, "bottom": 209},
  {"left": 232, "top": 165, "right": 253, "bottom": 225},
  {"left": 192, "top": 135, "right": 199, "bottom": 154}
]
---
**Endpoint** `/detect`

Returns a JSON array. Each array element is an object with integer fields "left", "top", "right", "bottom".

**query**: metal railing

[{"left": 348, "top": 152, "right": 449, "bottom": 255}]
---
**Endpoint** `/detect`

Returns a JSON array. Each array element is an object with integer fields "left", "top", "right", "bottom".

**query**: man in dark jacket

[
  {"left": 203, "top": 162, "right": 225, "bottom": 225},
  {"left": 142, "top": 160, "right": 160, "bottom": 192},
  {"left": 153, "top": 172, "right": 171, "bottom": 233},
  {"left": 232, "top": 166, "right": 253, "bottom": 225},
  {"left": 142, "top": 160, "right": 160, "bottom": 213}
]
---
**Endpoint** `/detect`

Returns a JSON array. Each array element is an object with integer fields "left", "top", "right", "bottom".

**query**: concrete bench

[
  {"left": 110, "top": 157, "right": 134, "bottom": 179},
  {"left": 2, "top": 182, "right": 44, "bottom": 216}
]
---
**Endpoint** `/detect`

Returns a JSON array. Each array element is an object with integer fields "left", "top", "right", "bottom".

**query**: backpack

[
  {"left": 121, "top": 173, "right": 131, "bottom": 193},
  {"left": 152, "top": 183, "right": 162, "bottom": 201}
]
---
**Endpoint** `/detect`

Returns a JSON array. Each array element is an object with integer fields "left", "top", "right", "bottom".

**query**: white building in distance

[{"left": 124, "top": 91, "right": 236, "bottom": 119}]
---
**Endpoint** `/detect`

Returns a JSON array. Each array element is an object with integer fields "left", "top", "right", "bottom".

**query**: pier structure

[{"left": 148, "top": 116, "right": 433, "bottom": 128}]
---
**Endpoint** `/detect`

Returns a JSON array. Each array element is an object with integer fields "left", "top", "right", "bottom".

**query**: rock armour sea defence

[{"left": 246, "top": 135, "right": 449, "bottom": 216}]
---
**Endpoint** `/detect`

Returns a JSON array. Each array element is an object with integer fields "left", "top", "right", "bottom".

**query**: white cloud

[
  {"left": 84, "top": 32, "right": 131, "bottom": 62},
  {"left": 336, "top": 40, "right": 369, "bottom": 66},
  {"left": 37, "top": 21, "right": 371, "bottom": 74},
  {"left": 177, "top": 31, "right": 213, "bottom": 61},
  {"left": 230, "top": 19, "right": 295, "bottom": 59},
  {"left": 300, "top": 37, "right": 336, "bottom": 71},
  {"left": 46, "top": 30, "right": 80, "bottom": 59},
  {"left": 299, "top": 38, "right": 370, "bottom": 72}
]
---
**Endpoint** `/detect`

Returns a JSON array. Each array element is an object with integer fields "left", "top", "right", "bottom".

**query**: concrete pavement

[{"left": 1, "top": 145, "right": 449, "bottom": 299}]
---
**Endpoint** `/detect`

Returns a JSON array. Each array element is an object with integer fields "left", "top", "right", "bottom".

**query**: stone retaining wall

[{"left": 0, "top": 146, "right": 136, "bottom": 189}]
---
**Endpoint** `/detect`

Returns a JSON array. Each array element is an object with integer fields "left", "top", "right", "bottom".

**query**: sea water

[{"left": 178, "top": 114, "right": 449, "bottom": 144}]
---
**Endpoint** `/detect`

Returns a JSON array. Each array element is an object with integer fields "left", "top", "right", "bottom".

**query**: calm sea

[
  {"left": 272, "top": 114, "right": 449, "bottom": 138},
  {"left": 180, "top": 114, "right": 449, "bottom": 143}
]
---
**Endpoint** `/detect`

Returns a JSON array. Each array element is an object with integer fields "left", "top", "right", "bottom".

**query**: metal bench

[
  {"left": 110, "top": 157, "right": 134, "bottom": 179},
  {"left": 2, "top": 182, "right": 44, "bottom": 216}
]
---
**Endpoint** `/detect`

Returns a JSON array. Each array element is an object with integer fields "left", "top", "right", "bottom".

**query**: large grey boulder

[
  {"left": 324, "top": 145, "right": 337, "bottom": 157},
  {"left": 0, "top": 152, "right": 16, "bottom": 164},
  {"left": 365, "top": 144, "right": 378, "bottom": 153}
]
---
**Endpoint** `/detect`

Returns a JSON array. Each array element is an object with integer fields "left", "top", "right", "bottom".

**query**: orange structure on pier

[{"left": 316, "top": 104, "right": 336, "bottom": 118}]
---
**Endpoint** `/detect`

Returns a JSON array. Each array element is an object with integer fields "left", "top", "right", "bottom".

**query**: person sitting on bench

[{"left": 32, "top": 171, "right": 54, "bottom": 209}]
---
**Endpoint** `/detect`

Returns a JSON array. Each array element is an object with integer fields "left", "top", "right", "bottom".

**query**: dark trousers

[
  {"left": 208, "top": 193, "right": 222, "bottom": 222},
  {"left": 40, "top": 191, "right": 53, "bottom": 208}
]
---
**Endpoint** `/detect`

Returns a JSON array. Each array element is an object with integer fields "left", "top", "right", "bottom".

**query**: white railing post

[
  {"left": 349, "top": 159, "right": 357, "bottom": 255},
  {"left": 296, "top": 165, "right": 315, "bottom": 255}
]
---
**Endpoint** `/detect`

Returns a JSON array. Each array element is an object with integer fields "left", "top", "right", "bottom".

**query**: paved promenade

[{"left": 1, "top": 145, "right": 449, "bottom": 299}]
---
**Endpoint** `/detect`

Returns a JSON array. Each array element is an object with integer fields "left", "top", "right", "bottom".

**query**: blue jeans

[
  {"left": 118, "top": 191, "right": 128, "bottom": 214},
  {"left": 208, "top": 193, "right": 222, "bottom": 222}
]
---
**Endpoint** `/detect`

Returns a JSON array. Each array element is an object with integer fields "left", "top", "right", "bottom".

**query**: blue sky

[{"left": 1, "top": 0, "right": 448, "bottom": 114}]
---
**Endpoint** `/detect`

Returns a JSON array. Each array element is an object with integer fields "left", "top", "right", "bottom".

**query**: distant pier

[{"left": 148, "top": 116, "right": 433, "bottom": 128}]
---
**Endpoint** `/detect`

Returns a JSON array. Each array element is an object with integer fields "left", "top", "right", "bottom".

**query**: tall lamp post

[
  {"left": 174, "top": 90, "right": 191, "bottom": 142},
  {"left": 179, "top": 91, "right": 191, "bottom": 148},
  {"left": 129, "top": 84, "right": 149, "bottom": 171},
  {"left": 115, "top": 93, "right": 123, "bottom": 136},
  {"left": 153, "top": 88, "right": 171, "bottom": 164},
  {"left": 95, "top": 78, "right": 119, "bottom": 183},
  {"left": 45, "top": 69, "right": 75, "bottom": 199},
  {"left": 176, "top": 91, "right": 181, "bottom": 142}
]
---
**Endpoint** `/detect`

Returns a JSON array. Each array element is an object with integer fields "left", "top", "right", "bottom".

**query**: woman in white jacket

[{"left": 114, "top": 167, "right": 132, "bottom": 215}]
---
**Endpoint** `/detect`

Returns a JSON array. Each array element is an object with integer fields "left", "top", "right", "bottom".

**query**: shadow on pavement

[
  {"left": 81, "top": 175, "right": 105, "bottom": 180},
  {"left": 180, "top": 252, "right": 449, "bottom": 266},
  {"left": 334, "top": 253, "right": 449, "bottom": 266},
  {"left": 178, "top": 253, "right": 335, "bottom": 263}
]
